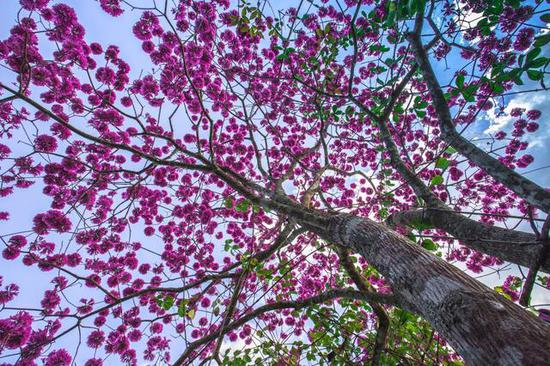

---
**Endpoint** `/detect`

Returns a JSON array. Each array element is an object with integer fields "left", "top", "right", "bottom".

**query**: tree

[{"left": 0, "top": 0, "right": 549, "bottom": 365}]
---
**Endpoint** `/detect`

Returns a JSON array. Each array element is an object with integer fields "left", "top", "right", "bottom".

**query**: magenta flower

[
  {"left": 0, "top": 311, "right": 33, "bottom": 351},
  {"left": 44, "top": 349, "right": 72, "bottom": 366}
]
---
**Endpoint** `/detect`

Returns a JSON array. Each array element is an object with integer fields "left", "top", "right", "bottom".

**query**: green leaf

[
  {"left": 487, "top": 2, "right": 504, "bottom": 15},
  {"left": 224, "top": 239, "right": 234, "bottom": 252},
  {"left": 490, "top": 63, "right": 505, "bottom": 78},
  {"left": 456, "top": 73, "right": 465, "bottom": 89},
  {"left": 162, "top": 295, "right": 174, "bottom": 310},
  {"left": 177, "top": 300, "right": 187, "bottom": 317},
  {"left": 518, "top": 54, "right": 525, "bottom": 67},
  {"left": 461, "top": 84, "right": 477, "bottom": 102},
  {"left": 252, "top": 204, "right": 261, "bottom": 214},
  {"left": 540, "top": 13, "right": 550, "bottom": 23},
  {"left": 527, "top": 70, "right": 544, "bottom": 81},
  {"left": 369, "top": 44, "right": 390, "bottom": 53},
  {"left": 417, "top": 101, "right": 428, "bottom": 109},
  {"left": 430, "top": 175, "right": 444, "bottom": 186},
  {"left": 435, "top": 157, "right": 449, "bottom": 170},
  {"left": 526, "top": 47, "right": 541, "bottom": 64},
  {"left": 494, "top": 286, "right": 513, "bottom": 300},
  {"left": 512, "top": 72, "right": 525, "bottom": 85},
  {"left": 529, "top": 57, "right": 549, "bottom": 69},
  {"left": 155, "top": 295, "right": 163, "bottom": 307},
  {"left": 416, "top": 110, "right": 426, "bottom": 118},
  {"left": 477, "top": 18, "right": 492, "bottom": 36},
  {"left": 235, "top": 200, "right": 250, "bottom": 212},
  {"left": 422, "top": 239, "right": 438, "bottom": 251},
  {"left": 490, "top": 82, "right": 504, "bottom": 94},
  {"left": 534, "top": 33, "right": 550, "bottom": 48},
  {"left": 444, "top": 146, "right": 457, "bottom": 154},
  {"left": 224, "top": 197, "right": 233, "bottom": 209}
]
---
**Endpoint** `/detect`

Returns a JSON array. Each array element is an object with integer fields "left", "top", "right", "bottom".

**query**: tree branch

[
  {"left": 337, "top": 247, "right": 390, "bottom": 366},
  {"left": 406, "top": 31, "right": 550, "bottom": 214},
  {"left": 387, "top": 208, "right": 548, "bottom": 273},
  {"left": 172, "top": 288, "right": 396, "bottom": 365}
]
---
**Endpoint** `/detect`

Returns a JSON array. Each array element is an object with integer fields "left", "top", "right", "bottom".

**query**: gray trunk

[
  {"left": 311, "top": 214, "right": 550, "bottom": 366},
  {"left": 387, "top": 208, "right": 548, "bottom": 273}
]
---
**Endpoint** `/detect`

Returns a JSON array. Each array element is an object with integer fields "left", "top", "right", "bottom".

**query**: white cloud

[
  {"left": 485, "top": 94, "right": 543, "bottom": 133},
  {"left": 484, "top": 93, "right": 550, "bottom": 148}
]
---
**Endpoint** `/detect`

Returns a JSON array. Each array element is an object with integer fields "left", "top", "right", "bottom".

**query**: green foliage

[
  {"left": 235, "top": 199, "right": 250, "bottom": 212},
  {"left": 410, "top": 218, "right": 433, "bottom": 231},
  {"left": 422, "top": 239, "right": 438, "bottom": 251},
  {"left": 444, "top": 146, "right": 457, "bottom": 155},
  {"left": 275, "top": 47, "right": 295, "bottom": 61},
  {"left": 162, "top": 295, "right": 174, "bottom": 310},
  {"left": 177, "top": 299, "right": 188, "bottom": 317},
  {"left": 230, "top": 4, "right": 265, "bottom": 37},
  {"left": 430, "top": 175, "right": 444, "bottom": 186},
  {"left": 435, "top": 157, "right": 449, "bottom": 170},
  {"left": 380, "top": 309, "right": 464, "bottom": 365},
  {"left": 385, "top": 0, "right": 427, "bottom": 27}
]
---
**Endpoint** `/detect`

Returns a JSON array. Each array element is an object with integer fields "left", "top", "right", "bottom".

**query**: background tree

[{"left": 0, "top": 0, "right": 549, "bottom": 365}]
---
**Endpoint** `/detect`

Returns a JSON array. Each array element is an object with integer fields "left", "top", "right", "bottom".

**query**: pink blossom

[
  {"left": 99, "top": 0, "right": 124, "bottom": 17},
  {"left": 513, "top": 28, "right": 534, "bottom": 52},
  {"left": 86, "top": 330, "right": 105, "bottom": 348},
  {"left": 35, "top": 134, "right": 58, "bottom": 152},
  {"left": 0, "top": 311, "right": 33, "bottom": 350},
  {"left": 33, "top": 210, "right": 71, "bottom": 234},
  {"left": 20, "top": 0, "right": 49, "bottom": 11},
  {"left": 84, "top": 359, "right": 103, "bottom": 366},
  {"left": 44, "top": 349, "right": 72, "bottom": 366}
]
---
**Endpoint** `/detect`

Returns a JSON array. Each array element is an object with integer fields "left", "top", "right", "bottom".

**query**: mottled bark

[
  {"left": 313, "top": 214, "right": 550, "bottom": 366},
  {"left": 519, "top": 217, "right": 550, "bottom": 306},
  {"left": 407, "top": 33, "right": 550, "bottom": 214},
  {"left": 387, "top": 208, "right": 548, "bottom": 273}
]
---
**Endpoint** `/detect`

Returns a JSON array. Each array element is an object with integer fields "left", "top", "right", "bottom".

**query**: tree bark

[
  {"left": 305, "top": 214, "right": 550, "bottom": 366},
  {"left": 387, "top": 208, "right": 548, "bottom": 273}
]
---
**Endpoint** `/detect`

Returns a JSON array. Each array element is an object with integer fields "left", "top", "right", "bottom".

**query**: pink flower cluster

[
  {"left": 0, "top": 311, "right": 33, "bottom": 351},
  {"left": 0, "top": 0, "right": 544, "bottom": 364}
]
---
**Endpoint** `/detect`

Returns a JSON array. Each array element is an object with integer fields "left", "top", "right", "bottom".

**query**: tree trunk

[
  {"left": 306, "top": 214, "right": 550, "bottom": 366},
  {"left": 205, "top": 167, "right": 550, "bottom": 365},
  {"left": 387, "top": 208, "right": 548, "bottom": 273}
]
